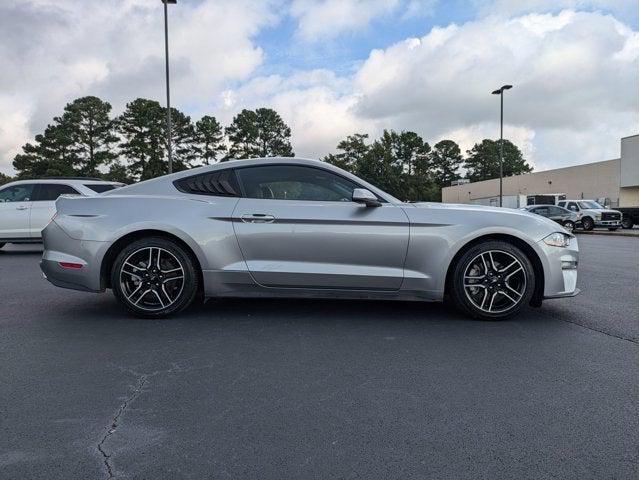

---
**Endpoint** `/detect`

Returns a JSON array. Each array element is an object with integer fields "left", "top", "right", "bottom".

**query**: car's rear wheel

[
  {"left": 562, "top": 220, "right": 575, "bottom": 232},
  {"left": 582, "top": 217, "right": 594, "bottom": 231},
  {"left": 450, "top": 241, "right": 535, "bottom": 320},
  {"left": 111, "top": 237, "right": 199, "bottom": 318}
]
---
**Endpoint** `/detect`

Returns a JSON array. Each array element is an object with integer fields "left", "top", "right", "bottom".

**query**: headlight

[{"left": 543, "top": 232, "right": 571, "bottom": 247}]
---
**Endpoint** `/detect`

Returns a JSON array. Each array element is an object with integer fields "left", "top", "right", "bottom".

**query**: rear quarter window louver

[{"left": 173, "top": 170, "right": 240, "bottom": 197}]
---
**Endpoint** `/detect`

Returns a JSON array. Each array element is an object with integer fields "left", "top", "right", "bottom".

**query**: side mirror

[{"left": 352, "top": 188, "right": 381, "bottom": 207}]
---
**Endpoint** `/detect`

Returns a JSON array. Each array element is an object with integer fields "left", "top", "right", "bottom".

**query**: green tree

[
  {"left": 389, "top": 131, "right": 435, "bottom": 202},
  {"left": 196, "top": 115, "right": 226, "bottom": 164},
  {"left": 430, "top": 139, "right": 463, "bottom": 199},
  {"left": 117, "top": 99, "right": 198, "bottom": 180},
  {"left": 13, "top": 123, "right": 76, "bottom": 178},
  {"left": 0, "top": 173, "right": 13, "bottom": 185},
  {"left": 59, "top": 96, "right": 118, "bottom": 176},
  {"left": 323, "top": 133, "right": 370, "bottom": 172},
  {"left": 356, "top": 130, "right": 404, "bottom": 198},
  {"left": 225, "top": 108, "right": 293, "bottom": 159},
  {"left": 464, "top": 139, "right": 533, "bottom": 182}
]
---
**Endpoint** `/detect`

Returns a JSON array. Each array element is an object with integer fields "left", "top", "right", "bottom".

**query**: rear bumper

[{"left": 40, "top": 220, "right": 106, "bottom": 293}]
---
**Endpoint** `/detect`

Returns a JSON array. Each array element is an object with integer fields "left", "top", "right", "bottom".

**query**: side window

[
  {"left": 550, "top": 207, "right": 566, "bottom": 215},
  {"left": 0, "top": 184, "right": 35, "bottom": 202},
  {"left": 34, "top": 184, "right": 80, "bottom": 201},
  {"left": 535, "top": 207, "right": 549, "bottom": 216},
  {"left": 236, "top": 165, "right": 359, "bottom": 202},
  {"left": 567, "top": 202, "right": 579, "bottom": 212},
  {"left": 557, "top": 201, "right": 565, "bottom": 208},
  {"left": 173, "top": 170, "right": 240, "bottom": 197}
]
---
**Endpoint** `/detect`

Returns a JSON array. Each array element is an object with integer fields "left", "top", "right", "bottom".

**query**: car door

[
  {"left": 566, "top": 202, "right": 580, "bottom": 214},
  {"left": 0, "top": 184, "right": 36, "bottom": 240},
  {"left": 548, "top": 206, "right": 568, "bottom": 223},
  {"left": 29, "top": 183, "right": 81, "bottom": 238},
  {"left": 232, "top": 164, "right": 410, "bottom": 290}
]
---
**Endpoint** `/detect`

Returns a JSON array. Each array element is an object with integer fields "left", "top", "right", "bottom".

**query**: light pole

[
  {"left": 491, "top": 84, "right": 512, "bottom": 207},
  {"left": 162, "top": 0, "right": 177, "bottom": 174}
]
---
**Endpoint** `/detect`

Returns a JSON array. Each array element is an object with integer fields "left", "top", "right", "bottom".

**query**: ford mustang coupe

[{"left": 40, "top": 158, "right": 579, "bottom": 319}]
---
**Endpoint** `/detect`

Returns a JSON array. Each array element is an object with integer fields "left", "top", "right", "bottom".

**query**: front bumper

[
  {"left": 40, "top": 220, "right": 106, "bottom": 293},
  {"left": 594, "top": 220, "right": 621, "bottom": 227},
  {"left": 538, "top": 236, "right": 580, "bottom": 299}
]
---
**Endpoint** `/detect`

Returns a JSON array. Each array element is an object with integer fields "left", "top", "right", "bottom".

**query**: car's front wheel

[
  {"left": 582, "top": 217, "right": 594, "bottom": 231},
  {"left": 621, "top": 217, "right": 634, "bottom": 229},
  {"left": 563, "top": 220, "right": 575, "bottom": 232},
  {"left": 450, "top": 241, "right": 535, "bottom": 320},
  {"left": 111, "top": 237, "right": 199, "bottom": 317}
]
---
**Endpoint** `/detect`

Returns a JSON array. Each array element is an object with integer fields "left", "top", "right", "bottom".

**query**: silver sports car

[{"left": 41, "top": 157, "right": 579, "bottom": 319}]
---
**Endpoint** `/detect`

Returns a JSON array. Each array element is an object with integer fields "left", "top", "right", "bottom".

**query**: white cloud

[
  {"left": 289, "top": 0, "right": 436, "bottom": 41},
  {"left": 350, "top": 10, "right": 639, "bottom": 168},
  {"left": 218, "top": 70, "right": 374, "bottom": 158},
  {"left": 0, "top": 0, "right": 280, "bottom": 174},
  {"left": 2, "top": 2, "right": 639, "bottom": 176}
]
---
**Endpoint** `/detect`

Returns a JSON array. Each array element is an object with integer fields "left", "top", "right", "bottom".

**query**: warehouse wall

[{"left": 442, "top": 159, "right": 620, "bottom": 205}]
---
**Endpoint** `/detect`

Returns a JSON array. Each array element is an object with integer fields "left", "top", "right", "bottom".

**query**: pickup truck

[
  {"left": 617, "top": 207, "right": 639, "bottom": 229},
  {"left": 557, "top": 199, "right": 622, "bottom": 231}
]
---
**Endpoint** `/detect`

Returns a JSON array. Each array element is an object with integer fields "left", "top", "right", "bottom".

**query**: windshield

[{"left": 578, "top": 201, "right": 604, "bottom": 209}]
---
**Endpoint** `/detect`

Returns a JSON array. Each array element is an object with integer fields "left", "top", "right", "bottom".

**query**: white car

[{"left": 0, "top": 178, "right": 124, "bottom": 248}]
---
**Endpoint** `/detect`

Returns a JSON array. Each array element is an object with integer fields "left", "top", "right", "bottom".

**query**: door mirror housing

[{"left": 352, "top": 188, "right": 382, "bottom": 207}]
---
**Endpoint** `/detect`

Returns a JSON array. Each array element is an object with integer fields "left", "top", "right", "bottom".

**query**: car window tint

[
  {"left": 535, "top": 207, "right": 549, "bottom": 216},
  {"left": 0, "top": 184, "right": 35, "bottom": 202},
  {"left": 237, "top": 165, "right": 359, "bottom": 202},
  {"left": 550, "top": 207, "right": 566, "bottom": 215},
  {"left": 567, "top": 202, "right": 579, "bottom": 211},
  {"left": 557, "top": 201, "right": 566, "bottom": 207},
  {"left": 84, "top": 184, "right": 117, "bottom": 193},
  {"left": 35, "top": 184, "right": 80, "bottom": 201}
]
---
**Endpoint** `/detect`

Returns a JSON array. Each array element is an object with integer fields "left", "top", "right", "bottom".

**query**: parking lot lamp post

[
  {"left": 491, "top": 84, "right": 512, "bottom": 207},
  {"left": 162, "top": 0, "right": 177, "bottom": 174}
]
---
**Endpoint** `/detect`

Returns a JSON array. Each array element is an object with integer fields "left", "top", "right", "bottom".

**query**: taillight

[{"left": 59, "top": 262, "right": 83, "bottom": 270}]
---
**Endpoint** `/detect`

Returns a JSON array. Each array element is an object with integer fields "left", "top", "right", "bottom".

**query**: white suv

[{"left": 0, "top": 178, "right": 124, "bottom": 248}]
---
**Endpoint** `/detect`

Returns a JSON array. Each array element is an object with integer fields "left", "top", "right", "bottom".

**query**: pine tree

[
  {"left": 196, "top": 115, "right": 226, "bottom": 164},
  {"left": 464, "top": 139, "right": 532, "bottom": 182},
  {"left": 226, "top": 108, "right": 293, "bottom": 159}
]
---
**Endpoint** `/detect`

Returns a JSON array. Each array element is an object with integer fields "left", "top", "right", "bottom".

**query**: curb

[{"left": 574, "top": 230, "right": 639, "bottom": 238}]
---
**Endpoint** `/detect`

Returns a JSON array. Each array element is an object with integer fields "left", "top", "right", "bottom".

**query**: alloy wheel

[
  {"left": 119, "top": 246, "right": 185, "bottom": 312},
  {"left": 463, "top": 250, "right": 527, "bottom": 314}
]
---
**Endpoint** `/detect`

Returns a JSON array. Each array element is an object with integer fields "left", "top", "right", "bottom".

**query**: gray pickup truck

[{"left": 557, "top": 200, "right": 622, "bottom": 231}]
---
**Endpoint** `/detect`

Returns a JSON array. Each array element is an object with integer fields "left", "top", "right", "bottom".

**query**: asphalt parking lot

[{"left": 1, "top": 235, "right": 638, "bottom": 480}]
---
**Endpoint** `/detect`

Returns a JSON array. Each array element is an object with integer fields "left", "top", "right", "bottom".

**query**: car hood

[{"left": 403, "top": 202, "right": 568, "bottom": 240}]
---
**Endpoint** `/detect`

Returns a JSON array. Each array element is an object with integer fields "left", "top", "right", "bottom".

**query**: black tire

[
  {"left": 621, "top": 218, "right": 634, "bottom": 229},
  {"left": 450, "top": 241, "right": 535, "bottom": 320},
  {"left": 111, "top": 237, "right": 199, "bottom": 318},
  {"left": 608, "top": 228, "right": 618, "bottom": 232},
  {"left": 582, "top": 217, "right": 594, "bottom": 231},
  {"left": 562, "top": 220, "right": 575, "bottom": 232}
]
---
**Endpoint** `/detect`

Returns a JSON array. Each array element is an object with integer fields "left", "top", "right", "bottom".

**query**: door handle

[
  {"left": 16, "top": 206, "right": 28, "bottom": 210},
  {"left": 241, "top": 214, "right": 275, "bottom": 223}
]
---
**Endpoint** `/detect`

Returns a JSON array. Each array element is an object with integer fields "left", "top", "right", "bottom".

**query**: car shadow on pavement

[{"left": 51, "top": 292, "right": 553, "bottom": 329}]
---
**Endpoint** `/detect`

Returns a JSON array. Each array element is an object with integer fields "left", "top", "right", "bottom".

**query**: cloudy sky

[{"left": 1, "top": 0, "right": 639, "bottom": 175}]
